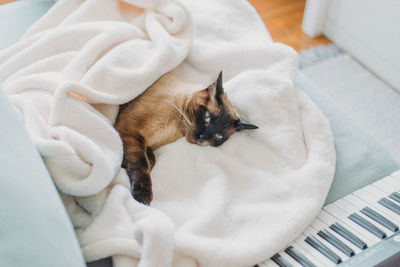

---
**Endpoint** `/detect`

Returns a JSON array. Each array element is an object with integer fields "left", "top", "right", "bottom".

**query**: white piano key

[
  {"left": 268, "top": 262, "right": 280, "bottom": 267},
  {"left": 289, "top": 243, "right": 323, "bottom": 266},
  {"left": 389, "top": 192, "right": 400, "bottom": 204},
  {"left": 281, "top": 251, "right": 302, "bottom": 267},
  {"left": 344, "top": 194, "right": 400, "bottom": 227},
  {"left": 305, "top": 227, "right": 349, "bottom": 262},
  {"left": 354, "top": 188, "right": 400, "bottom": 219},
  {"left": 378, "top": 199, "right": 400, "bottom": 220},
  {"left": 381, "top": 175, "right": 400, "bottom": 188},
  {"left": 317, "top": 210, "right": 361, "bottom": 239},
  {"left": 317, "top": 210, "right": 372, "bottom": 249},
  {"left": 356, "top": 212, "right": 392, "bottom": 237},
  {"left": 285, "top": 240, "right": 324, "bottom": 266},
  {"left": 377, "top": 202, "right": 398, "bottom": 218},
  {"left": 295, "top": 236, "right": 331, "bottom": 266},
  {"left": 324, "top": 204, "right": 379, "bottom": 246},
  {"left": 295, "top": 234, "right": 335, "bottom": 267},
  {"left": 343, "top": 194, "right": 368, "bottom": 210},
  {"left": 310, "top": 217, "right": 362, "bottom": 254},
  {"left": 258, "top": 260, "right": 268, "bottom": 267},
  {"left": 390, "top": 170, "right": 400, "bottom": 180},
  {"left": 261, "top": 260, "right": 278, "bottom": 267},
  {"left": 310, "top": 217, "right": 327, "bottom": 230},
  {"left": 258, "top": 173, "right": 400, "bottom": 267},
  {"left": 330, "top": 227, "right": 362, "bottom": 255},
  {"left": 354, "top": 187, "right": 381, "bottom": 202},
  {"left": 351, "top": 202, "right": 396, "bottom": 236},
  {"left": 317, "top": 209, "right": 338, "bottom": 225},
  {"left": 268, "top": 260, "right": 280, "bottom": 267},
  {"left": 326, "top": 204, "right": 381, "bottom": 243},
  {"left": 335, "top": 199, "right": 393, "bottom": 237},
  {"left": 373, "top": 180, "right": 395, "bottom": 195},
  {"left": 363, "top": 185, "right": 387, "bottom": 199},
  {"left": 334, "top": 199, "right": 358, "bottom": 213}
]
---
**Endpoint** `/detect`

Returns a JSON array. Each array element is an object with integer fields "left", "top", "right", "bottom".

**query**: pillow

[
  {"left": 0, "top": 86, "right": 86, "bottom": 267},
  {"left": 295, "top": 71, "right": 399, "bottom": 204}
]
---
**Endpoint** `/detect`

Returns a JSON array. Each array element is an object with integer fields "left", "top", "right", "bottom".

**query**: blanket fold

[{"left": 0, "top": 0, "right": 336, "bottom": 266}]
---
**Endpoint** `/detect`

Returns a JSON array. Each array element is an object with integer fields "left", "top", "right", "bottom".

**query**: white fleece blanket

[{"left": 0, "top": 0, "right": 336, "bottom": 266}]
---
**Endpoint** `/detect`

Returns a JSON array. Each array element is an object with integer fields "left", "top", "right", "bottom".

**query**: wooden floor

[
  {"left": 0, "top": 0, "right": 14, "bottom": 5},
  {"left": 248, "top": 0, "right": 331, "bottom": 51}
]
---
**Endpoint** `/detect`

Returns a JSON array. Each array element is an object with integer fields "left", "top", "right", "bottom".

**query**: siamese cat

[{"left": 114, "top": 72, "right": 258, "bottom": 205}]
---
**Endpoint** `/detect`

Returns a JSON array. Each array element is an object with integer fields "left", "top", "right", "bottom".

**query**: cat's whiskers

[{"left": 165, "top": 99, "right": 193, "bottom": 127}]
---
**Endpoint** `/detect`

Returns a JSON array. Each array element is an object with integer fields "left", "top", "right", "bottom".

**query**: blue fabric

[
  {"left": 0, "top": 0, "right": 55, "bottom": 50},
  {"left": 0, "top": 87, "right": 86, "bottom": 267},
  {"left": 295, "top": 71, "right": 400, "bottom": 204}
]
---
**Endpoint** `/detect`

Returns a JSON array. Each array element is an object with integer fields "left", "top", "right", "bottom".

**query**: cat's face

[{"left": 185, "top": 72, "right": 258, "bottom": 147}]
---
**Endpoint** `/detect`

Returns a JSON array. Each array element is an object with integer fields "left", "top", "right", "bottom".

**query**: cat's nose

[{"left": 196, "top": 133, "right": 207, "bottom": 141}]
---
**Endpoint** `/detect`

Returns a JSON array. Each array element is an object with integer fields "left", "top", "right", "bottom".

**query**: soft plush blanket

[{"left": 0, "top": 0, "right": 336, "bottom": 266}]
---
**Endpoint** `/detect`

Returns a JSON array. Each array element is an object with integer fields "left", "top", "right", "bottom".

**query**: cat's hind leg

[
  {"left": 146, "top": 147, "right": 156, "bottom": 170},
  {"left": 120, "top": 133, "right": 153, "bottom": 205}
]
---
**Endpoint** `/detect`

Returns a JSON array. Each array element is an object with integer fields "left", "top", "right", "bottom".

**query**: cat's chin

[
  {"left": 185, "top": 136, "right": 210, "bottom": 146},
  {"left": 195, "top": 141, "right": 211, "bottom": 146}
]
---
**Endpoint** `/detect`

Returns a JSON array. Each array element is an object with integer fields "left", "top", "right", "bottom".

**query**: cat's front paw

[{"left": 131, "top": 181, "right": 153, "bottom": 205}]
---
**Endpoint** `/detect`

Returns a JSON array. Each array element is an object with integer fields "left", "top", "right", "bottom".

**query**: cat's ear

[
  {"left": 235, "top": 117, "right": 258, "bottom": 131},
  {"left": 216, "top": 71, "right": 224, "bottom": 95},
  {"left": 207, "top": 71, "right": 224, "bottom": 97}
]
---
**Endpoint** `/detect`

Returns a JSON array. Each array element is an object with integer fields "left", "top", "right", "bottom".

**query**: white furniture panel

[
  {"left": 301, "top": 0, "right": 328, "bottom": 37},
  {"left": 302, "top": 0, "right": 400, "bottom": 91}
]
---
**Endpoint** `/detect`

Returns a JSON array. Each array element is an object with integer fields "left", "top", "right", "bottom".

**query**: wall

[{"left": 322, "top": 0, "right": 400, "bottom": 91}]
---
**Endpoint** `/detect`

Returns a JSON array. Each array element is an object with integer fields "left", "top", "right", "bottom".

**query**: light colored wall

[{"left": 322, "top": 0, "right": 400, "bottom": 91}]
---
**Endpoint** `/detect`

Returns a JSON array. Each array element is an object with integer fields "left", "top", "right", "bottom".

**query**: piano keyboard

[{"left": 257, "top": 170, "right": 400, "bottom": 267}]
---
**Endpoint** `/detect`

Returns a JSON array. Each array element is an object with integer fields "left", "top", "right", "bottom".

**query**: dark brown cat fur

[{"left": 114, "top": 72, "right": 257, "bottom": 205}]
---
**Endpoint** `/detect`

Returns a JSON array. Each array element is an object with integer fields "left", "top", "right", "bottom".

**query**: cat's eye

[
  {"left": 215, "top": 133, "right": 223, "bottom": 140},
  {"left": 204, "top": 111, "right": 211, "bottom": 123}
]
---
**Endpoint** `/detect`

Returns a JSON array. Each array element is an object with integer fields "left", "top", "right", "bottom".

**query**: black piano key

[
  {"left": 330, "top": 222, "right": 368, "bottom": 250},
  {"left": 317, "top": 229, "right": 355, "bottom": 257},
  {"left": 271, "top": 253, "right": 293, "bottom": 267},
  {"left": 285, "top": 246, "right": 316, "bottom": 267},
  {"left": 389, "top": 192, "right": 400, "bottom": 204},
  {"left": 305, "top": 235, "right": 342, "bottom": 264},
  {"left": 379, "top": 198, "right": 400, "bottom": 215},
  {"left": 348, "top": 213, "right": 387, "bottom": 239},
  {"left": 361, "top": 206, "right": 399, "bottom": 232}
]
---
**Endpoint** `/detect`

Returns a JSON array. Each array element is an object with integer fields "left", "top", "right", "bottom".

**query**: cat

[{"left": 114, "top": 71, "right": 258, "bottom": 205}]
